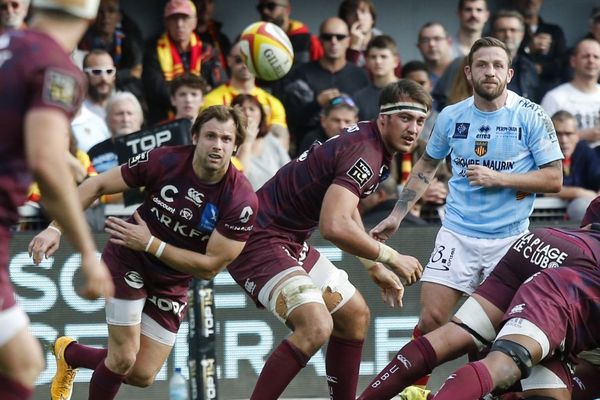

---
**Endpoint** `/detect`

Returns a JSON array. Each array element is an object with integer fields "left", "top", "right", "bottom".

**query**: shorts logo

[
  {"left": 124, "top": 271, "right": 144, "bottom": 289},
  {"left": 239, "top": 206, "right": 254, "bottom": 223},
  {"left": 43, "top": 69, "right": 77, "bottom": 110},
  {"left": 186, "top": 188, "right": 204, "bottom": 207},
  {"left": 128, "top": 152, "right": 149, "bottom": 167},
  {"left": 180, "top": 208, "right": 193, "bottom": 220},
  {"left": 347, "top": 158, "right": 373, "bottom": 188},
  {"left": 508, "top": 303, "right": 525, "bottom": 315},
  {"left": 453, "top": 123, "right": 470, "bottom": 139},
  {"left": 474, "top": 141, "right": 488, "bottom": 157},
  {"left": 244, "top": 279, "right": 256, "bottom": 295}
]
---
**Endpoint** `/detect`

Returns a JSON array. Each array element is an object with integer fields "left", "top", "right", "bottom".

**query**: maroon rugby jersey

[
  {"left": 0, "top": 29, "right": 85, "bottom": 228},
  {"left": 254, "top": 120, "right": 393, "bottom": 243},
  {"left": 115, "top": 146, "right": 258, "bottom": 276}
]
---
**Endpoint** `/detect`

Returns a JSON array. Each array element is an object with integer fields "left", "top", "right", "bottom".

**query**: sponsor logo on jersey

[
  {"left": 347, "top": 158, "right": 373, "bottom": 188},
  {"left": 198, "top": 203, "right": 218, "bottom": 232},
  {"left": 151, "top": 207, "right": 205, "bottom": 239},
  {"left": 124, "top": 271, "right": 144, "bottom": 289},
  {"left": 239, "top": 206, "right": 254, "bottom": 223},
  {"left": 128, "top": 151, "right": 149, "bottom": 167},
  {"left": 495, "top": 126, "right": 519, "bottom": 138},
  {"left": 453, "top": 122, "right": 470, "bottom": 139},
  {"left": 474, "top": 141, "right": 488, "bottom": 157},
  {"left": 186, "top": 188, "right": 204, "bottom": 207},
  {"left": 152, "top": 196, "right": 176, "bottom": 214},
  {"left": 160, "top": 185, "right": 178, "bottom": 202},
  {"left": 180, "top": 208, "right": 193, "bottom": 220},
  {"left": 511, "top": 233, "right": 568, "bottom": 268},
  {"left": 43, "top": 69, "right": 77, "bottom": 110}
]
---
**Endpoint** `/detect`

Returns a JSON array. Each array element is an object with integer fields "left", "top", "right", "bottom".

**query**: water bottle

[{"left": 169, "top": 367, "right": 189, "bottom": 400}]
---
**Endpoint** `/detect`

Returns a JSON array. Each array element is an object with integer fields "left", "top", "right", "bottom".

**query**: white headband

[{"left": 380, "top": 101, "right": 429, "bottom": 116}]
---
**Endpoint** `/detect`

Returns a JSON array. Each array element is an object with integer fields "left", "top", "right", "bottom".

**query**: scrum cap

[
  {"left": 32, "top": 0, "right": 100, "bottom": 19},
  {"left": 581, "top": 195, "right": 600, "bottom": 227}
]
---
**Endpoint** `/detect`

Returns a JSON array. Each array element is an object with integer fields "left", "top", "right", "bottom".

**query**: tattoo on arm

[
  {"left": 417, "top": 172, "right": 430, "bottom": 185},
  {"left": 397, "top": 189, "right": 417, "bottom": 215}
]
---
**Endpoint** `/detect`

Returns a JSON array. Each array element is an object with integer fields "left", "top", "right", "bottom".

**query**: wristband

[
  {"left": 144, "top": 236, "right": 155, "bottom": 252},
  {"left": 358, "top": 257, "right": 378, "bottom": 270},
  {"left": 155, "top": 241, "right": 167, "bottom": 258},
  {"left": 47, "top": 225, "right": 62, "bottom": 236},
  {"left": 375, "top": 243, "right": 398, "bottom": 265}
]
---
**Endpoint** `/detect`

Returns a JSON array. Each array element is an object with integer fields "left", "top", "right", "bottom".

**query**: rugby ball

[{"left": 239, "top": 21, "right": 294, "bottom": 81}]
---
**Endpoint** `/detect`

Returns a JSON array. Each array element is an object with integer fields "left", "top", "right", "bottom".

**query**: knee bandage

[
  {"left": 454, "top": 297, "right": 497, "bottom": 350},
  {"left": 269, "top": 275, "right": 324, "bottom": 324},
  {"left": 491, "top": 338, "right": 534, "bottom": 379}
]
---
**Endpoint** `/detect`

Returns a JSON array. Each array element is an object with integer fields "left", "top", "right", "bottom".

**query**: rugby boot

[{"left": 50, "top": 336, "right": 78, "bottom": 400}]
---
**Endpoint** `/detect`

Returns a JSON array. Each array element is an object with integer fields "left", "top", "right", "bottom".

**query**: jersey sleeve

[
  {"left": 425, "top": 111, "right": 452, "bottom": 160},
  {"left": 120, "top": 148, "right": 160, "bottom": 189},
  {"left": 524, "top": 104, "right": 564, "bottom": 166},
  {"left": 28, "top": 65, "right": 84, "bottom": 119},
  {"left": 331, "top": 136, "right": 382, "bottom": 198},
  {"left": 215, "top": 183, "right": 258, "bottom": 242}
]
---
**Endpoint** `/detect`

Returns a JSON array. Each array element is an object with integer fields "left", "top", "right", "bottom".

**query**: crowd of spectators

[{"left": 5, "top": 0, "right": 600, "bottom": 227}]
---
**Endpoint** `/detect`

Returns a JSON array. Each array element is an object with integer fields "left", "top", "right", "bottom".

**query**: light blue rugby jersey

[{"left": 426, "top": 91, "right": 563, "bottom": 238}]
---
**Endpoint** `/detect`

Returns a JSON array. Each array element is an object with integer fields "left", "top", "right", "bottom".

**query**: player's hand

[
  {"left": 105, "top": 211, "right": 151, "bottom": 252},
  {"left": 370, "top": 213, "right": 401, "bottom": 241},
  {"left": 466, "top": 165, "right": 500, "bottom": 187},
  {"left": 389, "top": 253, "right": 422, "bottom": 286},
  {"left": 79, "top": 251, "right": 114, "bottom": 300},
  {"left": 368, "top": 263, "right": 405, "bottom": 307},
  {"left": 28, "top": 227, "right": 62, "bottom": 264}
]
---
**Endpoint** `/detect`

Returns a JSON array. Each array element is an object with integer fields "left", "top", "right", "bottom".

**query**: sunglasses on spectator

[
  {"left": 320, "top": 33, "right": 348, "bottom": 42},
  {"left": 329, "top": 95, "right": 356, "bottom": 108},
  {"left": 256, "top": 2, "right": 285, "bottom": 12},
  {"left": 0, "top": 1, "right": 20, "bottom": 11},
  {"left": 84, "top": 67, "right": 116, "bottom": 76}
]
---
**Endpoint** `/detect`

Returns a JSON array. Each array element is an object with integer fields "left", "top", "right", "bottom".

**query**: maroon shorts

[
  {"left": 477, "top": 228, "right": 598, "bottom": 313},
  {"left": 0, "top": 229, "right": 16, "bottom": 312},
  {"left": 102, "top": 241, "right": 191, "bottom": 333},
  {"left": 226, "top": 231, "right": 320, "bottom": 307},
  {"left": 502, "top": 267, "right": 600, "bottom": 360}
]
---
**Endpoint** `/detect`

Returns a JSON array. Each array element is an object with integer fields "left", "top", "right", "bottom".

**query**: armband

[
  {"left": 375, "top": 243, "right": 398, "bottom": 265},
  {"left": 145, "top": 236, "right": 155, "bottom": 252},
  {"left": 155, "top": 241, "right": 167, "bottom": 258}
]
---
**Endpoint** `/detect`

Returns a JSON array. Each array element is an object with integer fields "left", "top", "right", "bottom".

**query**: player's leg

[
  {"left": 310, "top": 254, "right": 367, "bottom": 399},
  {"left": 250, "top": 271, "right": 332, "bottom": 400}
]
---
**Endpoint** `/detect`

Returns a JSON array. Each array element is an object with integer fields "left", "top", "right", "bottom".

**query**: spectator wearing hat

[{"left": 142, "top": 0, "right": 226, "bottom": 124}]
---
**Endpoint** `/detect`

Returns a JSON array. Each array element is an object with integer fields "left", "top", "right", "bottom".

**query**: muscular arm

[
  {"left": 72, "top": 166, "right": 131, "bottom": 210},
  {"left": 467, "top": 160, "right": 563, "bottom": 193}
]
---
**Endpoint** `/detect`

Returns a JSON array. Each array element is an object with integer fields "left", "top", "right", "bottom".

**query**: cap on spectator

[
  {"left": 164, "top": 0, "right": 196, "bottom": 18},
  {"left": 581, "top": 196, "right": 600, "bottom": 226},
  {"left": 324, "top": 94, "right": 359, "bottom": 115}
]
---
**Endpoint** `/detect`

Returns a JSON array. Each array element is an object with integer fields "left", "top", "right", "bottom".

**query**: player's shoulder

[
  {"left": 439, "top": 96, "right": 473, "bottom": 118},
  {"left": 225, "top": 164, "right": 258, "bottom": 200},
  {"left": 507, "top": 91, "right": 549, "bottom": 120}
]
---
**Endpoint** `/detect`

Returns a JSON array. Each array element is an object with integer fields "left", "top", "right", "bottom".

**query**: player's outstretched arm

[
  {"left": 105, "top": 212, "right": 245, "bottom": 280},
  {"left": 370, "top": 153, "right": 441, "bottom": 241},
  {"left": 25, "top": 109, "right": 114, "bottom": 299}
]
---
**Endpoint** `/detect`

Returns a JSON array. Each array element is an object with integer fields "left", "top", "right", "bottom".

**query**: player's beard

[{"left": 473, "top": 78, "right": 506, "bottom": 102}]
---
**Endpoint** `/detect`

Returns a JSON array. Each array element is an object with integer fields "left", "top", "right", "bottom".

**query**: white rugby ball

[{"left": 239, "top": 21, "right": 294, "bottom": 81}]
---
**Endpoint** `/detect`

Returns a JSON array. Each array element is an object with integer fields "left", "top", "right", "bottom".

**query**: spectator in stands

[
  {"left": 78, "top": 0, "right": 144, "bottom": 99},
  {"left": 203, "top": 40, "right": 290, "bottom": 149},
  {"left": 513, "top": 0, "right": 566, "bottom": 97},
  {"left": 194, "top": 0, "right": 231, "bottom": 68},
  {"left": 232, "top": 94, "right": 290, "bottom": 191},
  {"left": 416, "top": 22, "right": 455, "bottom": 87},
  {"left": 0, "top": 0, "right": 28, "bottom": 33},
  {"left": 143, "top": 0, "right": 226, "bottom": 124},
  {"left": 541, "top": 38, "right": 600, "bottom": 152},
  {"left": 360, "top": 177, "right": 426, "bottom": 228},
  {"left": 256, "top": 0, "right": 323, "bottom": 65},
  {"left": 338, "top": 0, "right": 385, "bottom": 68},
  {"left": 82, "top": 49, "right": 116, "bottom": 120},
  {"left": 283, "top": 16, "right": 369, "bottom": 153},
  {"left": 491, "top": 9, "right": 540, "bottom": 102},
  {"left": 546, "top": 110, "right": 600, "bottom": 223},
  {"left": 71, "top": 104, "right": 112, "bottom": 154},
  {"left": 353, "top": 35, "right": 399, "bottom": 121},
  {"left": 445, "top": 56, "right": 471, "bottom": 106},
  {"left": 402, "top": 60, "right": 439, "bottom": 127},
  {"left": 170, "top": 73, "right": 208, "bottom": 122},
  {"left": 450, "top": 0, "right": 489, "bottom": 57},
  {"left": 297, "top": 94, "right": 359, "bottom": 155}
]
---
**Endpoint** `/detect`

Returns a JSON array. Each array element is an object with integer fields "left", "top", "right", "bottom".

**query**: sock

[
  {"left": 358, "top": 336, "right": 437, "bottom": 400},
  {"left": 65, "top": 342, "right": 108, "bottom": 369},
  {"left": 250, "top": 339, "right": 310, "bottom": 400},
  {"left": 89, "top": 359, "right": 126, "bottom": 400},
  {"left": 325, "top": 336, "right": 364, "bottom": 400},
  {"left": 412, "top": 325, "right": 431, "bottom": 388},
  {"left": 0, "top": 373, "right": 33, "bottom": 400},
  {"left": 433, "top": 361, "right": 493, "bottom": 400}
]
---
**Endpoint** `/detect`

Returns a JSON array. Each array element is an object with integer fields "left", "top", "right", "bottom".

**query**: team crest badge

[
  {"left": 474, "top": 141, "right": 488, "bottom": 157},
  {"left": 453, "top": 123, "right": 470, "bottom": 139}
]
